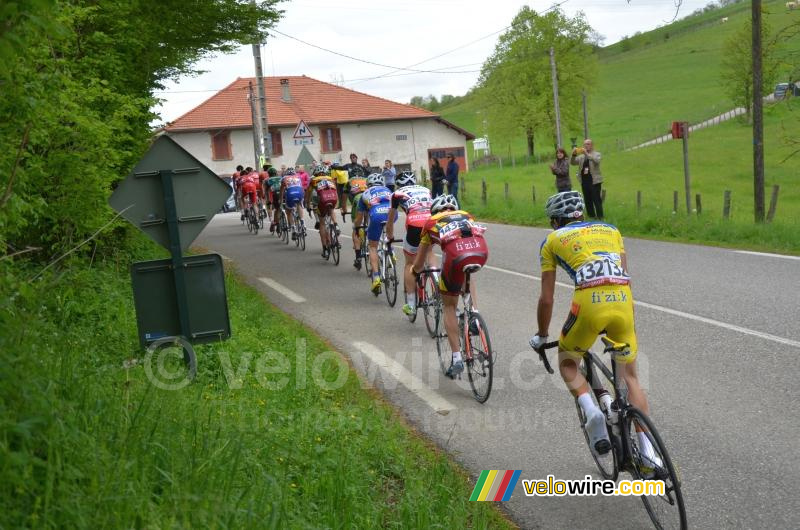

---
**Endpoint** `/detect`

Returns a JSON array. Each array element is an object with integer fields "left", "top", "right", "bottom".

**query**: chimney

[{"left": 280, "top": 78, "right": 291, "bottom": 102}]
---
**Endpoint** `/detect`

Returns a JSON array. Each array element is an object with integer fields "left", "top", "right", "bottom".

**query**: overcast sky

[{"left": 153, "top": 0, "right": 716, "bottom": 124}]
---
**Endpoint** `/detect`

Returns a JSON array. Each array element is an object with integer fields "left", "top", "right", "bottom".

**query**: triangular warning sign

[{"left": 293, "top": 120, "right": 313, "bottom": 139}]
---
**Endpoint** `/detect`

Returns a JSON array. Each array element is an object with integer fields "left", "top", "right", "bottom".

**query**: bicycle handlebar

[{"left": 531, "top": 340, "right": 560, "bottom": 375}]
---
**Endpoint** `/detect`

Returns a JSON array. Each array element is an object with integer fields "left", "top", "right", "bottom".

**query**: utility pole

[
  {"left": 549, "top": 47, "right": 562, "bottom": 148},
  {"left": 752, "top": 0, "right": 765, "bottom": 222},
  {"left": 582, "top": 90, "right": 589, "bottom": 140},
  {"left": 250, "top": 0, "right": 271, "bottom": 163},
  {"left": 247, "top": 82, "right": 260, "bottom": 168},
  {"left": 681, "top": 122, "right": 692, "bottom": 214}
]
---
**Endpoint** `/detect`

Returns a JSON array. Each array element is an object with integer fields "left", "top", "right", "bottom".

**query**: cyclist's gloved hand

[{"left": 529, "top": 334, "right": 548, "bottom": 353}]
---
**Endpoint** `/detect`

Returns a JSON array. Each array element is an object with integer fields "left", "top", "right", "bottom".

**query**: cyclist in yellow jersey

[{"left": 530, "top": 191, "right": 659, "bottom": 467}]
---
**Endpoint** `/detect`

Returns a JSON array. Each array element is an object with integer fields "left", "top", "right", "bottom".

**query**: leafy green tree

[
  {"left": 720, "top": 15, "right": 781, "bottom": 121},
  {"left": 476, "top": 6, "right": 596, "bottom": 157},
  {"left": 0, "top": 0, "right": 282, "bottom": 259}
]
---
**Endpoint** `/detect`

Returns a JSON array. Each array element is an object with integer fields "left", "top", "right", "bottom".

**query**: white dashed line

[
  {"left": 733, "top": 250, "right": 800, "bottom": 261},
  {"left": 258, "top": 277, "right": 306, "bottom": 303},
  {"left": 481, "top": 265, "right": 800, "bottom": 349},
  {"left": 352, "top": 341, "right": 456, "bottom": 414}
]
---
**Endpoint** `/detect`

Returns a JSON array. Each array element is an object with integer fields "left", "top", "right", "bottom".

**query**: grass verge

[
  {"left": 0, "top": 248, "right": 513, "bottom": 529},
  {"left": 455, "top": 98, "right": 800, "bottom": 254}
]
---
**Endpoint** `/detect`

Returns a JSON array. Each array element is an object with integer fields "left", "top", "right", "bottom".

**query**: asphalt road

[{"left": 197, "top": 212, "right": 800, "bottom": 529}]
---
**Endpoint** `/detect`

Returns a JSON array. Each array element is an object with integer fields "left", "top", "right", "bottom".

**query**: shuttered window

[
  {"left": 210, "top": 130, "right": 232, "bottom": 160},
  {"left": 320, "top": 127, "right": 342, "bottom": 153},
  {"left": 270, "top": 129, "right": 283, "bottom": 156}
]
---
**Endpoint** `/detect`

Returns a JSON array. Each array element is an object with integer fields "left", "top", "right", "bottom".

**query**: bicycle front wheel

[
  {"left": 384, "top": 252, "right": 398, "bottom": 307},
  {"left": 465, "top": 312, "right": 493, "bottom": 403},
  {"left": 625, "top": 408, "right": 687, "bottom": 530}
]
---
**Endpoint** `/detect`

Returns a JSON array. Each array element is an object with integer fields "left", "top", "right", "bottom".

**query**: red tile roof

[{"left": 164, "top": 76, "right": 472, "bottom": 139}]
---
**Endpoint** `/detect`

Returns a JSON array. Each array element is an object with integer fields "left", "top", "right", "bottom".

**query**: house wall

[{"left": 167, "top": 118, "right": 468, "bottom": 176}]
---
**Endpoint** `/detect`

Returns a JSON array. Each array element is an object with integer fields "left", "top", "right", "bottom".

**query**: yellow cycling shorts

[{"left": 559, "top": 284, "right": 638, "bottom": 364}]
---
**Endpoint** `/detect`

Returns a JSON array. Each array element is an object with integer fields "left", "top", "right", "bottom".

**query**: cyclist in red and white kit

[{"left": 386, "top": 171, "right": 435, "bottom": 316}]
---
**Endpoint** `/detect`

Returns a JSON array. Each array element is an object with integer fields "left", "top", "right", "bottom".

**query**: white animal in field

[
  {"left": 787, "top": 2, "right": 798, "bottom": 10},
  {"left": 721, "top": 17, "right": 728, "bottom": 23}
]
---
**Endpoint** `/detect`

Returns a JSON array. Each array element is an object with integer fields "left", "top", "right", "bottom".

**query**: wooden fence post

[
  {"left": 723, "top": 190, "right": 731, "bottom": 219},
  {"left": 673, "top": 190, "right": 678, "bottom": 213},
  {"left": 695, "top": 193, "right": 702, "bottom": 215},
  {"left": 481, "top": 179, "right": 487, "bottom": 206},
  {"left": 532, "top": 184, "right": 536, "bottom": 204},
  {"left": 498, "top": 157, "right": 502, "bottom": 169},
  {"left": 767, "top": 185, "right": 780, "bottom": 222},
  {"left": 636, "top": 190, "right": 642, "bottom": 213},
  {"left": 512, "top": 155, "right": 516, "bottom": 168},
  {"left": 504, "top": 182, "right": 509, "bottom": 202}
]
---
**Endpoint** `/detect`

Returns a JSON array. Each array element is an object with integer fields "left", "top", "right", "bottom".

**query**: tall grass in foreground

[{"left": 0, "top": 249, "right": 512, "bottom": 529}]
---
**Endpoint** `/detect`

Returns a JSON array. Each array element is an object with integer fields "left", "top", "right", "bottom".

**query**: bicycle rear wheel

[
  {"left": 251, "top": 210, "right": 259, "bottom": 235},
  {"left": 434, "top": 300, "right": 448, "bottom": 376},
  {"left": 422, "top": 274, "right": 439, "bottom": 338},
  {"left": 299, "top": 222, "right": 306, "bottom": 250},
  {"left": 329, "top": 223, "right": 340, "bottom": 265},
  {"left": 626, "top": 408, "right": 687, "bottom": 530},
  {"left": 384, "top": 252, "right": 398, "bottom": 307},
  {"left": 465, "top": 311, "right": 493, "bottom": 403}
]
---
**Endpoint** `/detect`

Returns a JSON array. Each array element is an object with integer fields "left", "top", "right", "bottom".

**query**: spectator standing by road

[
  {"left": 570, "top": 139, "right": 603, "bottom": 218},
  {"left": 430, "top": 157, "right": 445, "bottom": 198},
  {"left": 361, "top": 158, "right": 373, "bottom": 175},
  {"left": 382, "top": 159, "right": 397, "bottom": 191},
  {"left": 445, "top": 153, "right": 460, "bottom": 201},
  {"left": 550, "top": 147, "right": 571, "bottom": 192},
  {"left": 297, "top": 164, "right": 310, "bottom": 190}
]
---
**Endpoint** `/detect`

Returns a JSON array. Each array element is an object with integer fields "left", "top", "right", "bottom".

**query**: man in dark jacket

[
  {"left": 445, "top": 153, "right": 460, "bottom": 201},
  {"left": 430, "top": 157, "right": 445, "bottom": 198}
]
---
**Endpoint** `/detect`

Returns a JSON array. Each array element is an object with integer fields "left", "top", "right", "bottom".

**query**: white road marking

[
  {"left": 352, "top": 341, "right": 456, "bottom": 414},
  {"left": 258, "top": 277, "right": 306, "bottom": 303},
  {"left": 482, "top": 265, "right": 800, "bottom": 349},
  {"left": 733, "top": 250, "right": 800, "bottom": 261}
]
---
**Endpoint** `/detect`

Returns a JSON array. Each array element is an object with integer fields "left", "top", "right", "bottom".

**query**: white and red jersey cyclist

[{"left": 389, "top": 171, "right": 432, "bottom": 256}]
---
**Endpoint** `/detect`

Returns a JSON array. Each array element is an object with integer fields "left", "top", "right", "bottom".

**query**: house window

[
  {"left": 211, "top": 130, "right": 232, "bottom": 160},
  {"left": 320, "top": 126, "right": 342, "bottom": 153},
  {"left": 396, "top": 134, "right": 408, "bottom": 141},
  {"left": 269, "top": 129, "right": 283, "bottom": 156}
]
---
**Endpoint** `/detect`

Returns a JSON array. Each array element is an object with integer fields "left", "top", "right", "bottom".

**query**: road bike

[
  {"left": 320, "top": 205, "right": 341, "bottom": 265},
  {"left": 286, "top": 205, "right": 306, "bottom": 250},
  {"left": 257, "top": 197, "right": 268, "bottom": 230},
  {"left": 354, "top": 225, "right": 370, "bottom": 276},
  {"left": 377, "top": 234, "right": 401, "bottom": 306},
  {"left": 434, "top": 265, "right": 493, "bottom": 403},
  {"left": 244, "top": 198, "right": 259, "bottom": 235},
  {"left": 410, "top": 267, "right": 441, "bottom": 339},
  {"left": 277, "top": 204, "right": 290, "bottom": 244},
  {"left": 533, "top": 338, "right": 687, "bottom": 529}
]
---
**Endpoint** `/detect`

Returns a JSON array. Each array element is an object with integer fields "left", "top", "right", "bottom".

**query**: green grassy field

[
  {"left": 0, "top": 247, "right": 513, "bottom": 528},
  {"left": 456, "top": 97, "right": 799, "bottom": 253},
  {"left": 440, "top": 0, "right": 799, "bottom": 158}
]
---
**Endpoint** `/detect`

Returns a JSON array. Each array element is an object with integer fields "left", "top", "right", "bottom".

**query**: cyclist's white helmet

[
  {"left": 395, "top": 171, "right": 416, "bottom": 188},
  {"left": 284, "top": 167, "right": 296, "bottom": 176},
  {"left": 431, "top": 194, "right": 458, "bottom": 215},
  {"left": 312, "top": 163, "right": 329, "bottom": 176},
  {"left": 545, "top": 191, "right": 584, "bottom": 219},
  {"left": 366, "top": 173, "right": 384, "bottom": 188}
]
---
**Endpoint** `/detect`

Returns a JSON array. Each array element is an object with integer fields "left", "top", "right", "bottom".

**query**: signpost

[
  {"left": 671, "top": 121, "right": 692, "bottom": 215},
  {"left": 109, "top": 135, "right": 233, "bottom": 380}
]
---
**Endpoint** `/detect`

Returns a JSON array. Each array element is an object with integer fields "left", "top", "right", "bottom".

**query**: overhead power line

[{"left": 269, "top": 28, "right": 482, "bottom": 74}]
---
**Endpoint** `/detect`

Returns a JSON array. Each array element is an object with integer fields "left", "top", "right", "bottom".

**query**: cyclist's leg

[
  {"left": 441, "top": 293, "right": 461, "bottom": 355},
  {"left": 602, "top": 287, "right": 646, "bottom": 413}
]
